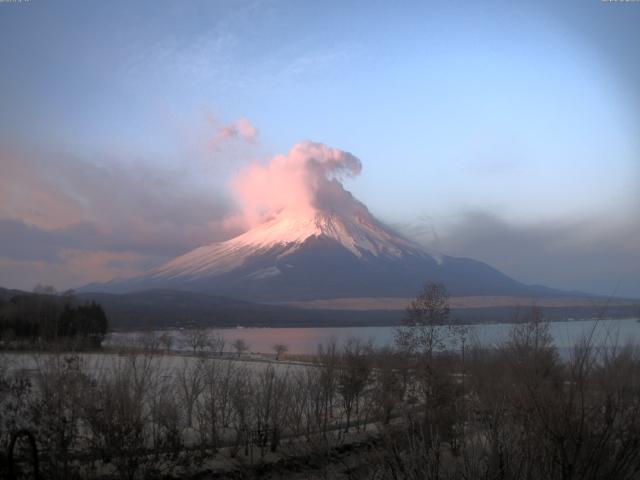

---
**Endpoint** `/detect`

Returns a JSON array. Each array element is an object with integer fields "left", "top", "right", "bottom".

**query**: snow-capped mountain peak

[
  {"left": 149, "top": 207, "right": 433, "bottom": 282},
  {"left": 81, "top": 204, "right": 547, "bottom": 302}
]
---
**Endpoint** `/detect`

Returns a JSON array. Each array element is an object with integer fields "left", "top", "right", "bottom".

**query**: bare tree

[
  {"left": 176, "top": 358, "right": 204, "bottom": 428},
  {"left": 273, "top": 343, "right": 288, "bottom": 360},
  {"left": 312, "top": 338, "right": 339, "bottom": 439},
  {"left": 372, "top": 347, "right": 405, "bottom": 425},
  {"left": 338, "top": 337, "right": 372, "bottom": 432},
  {"left": 395, "top": 282, "right": 451, "bottom": 358},
  {"left": 195, "top": 358, "right": 240, "bottom": 453},
  {"left": 196, "top": 358, "right": 221, "bottom": 451},
  {"left": 232, "top": 338, "right": 249, "bottom": 357},
  {"left": 209, "top": 332, "right": 226, "bottom": 356},
  {"left": 181, "top": 325, "right": 210, "bottom": 354},
  {"left": 229, "top": 368, "right": 254, "bottom": 457},
  {"left": 287, "top": 370, "right": 311, "bottom": 438},
  {"left": 252, "top": 365, "right": 291, "bottom": 455},
  {"left": 393, "top": 282, "right": 459, "bottom": 438}
]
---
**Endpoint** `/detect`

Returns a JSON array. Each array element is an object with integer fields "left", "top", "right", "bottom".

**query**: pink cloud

[{"left": 230, "top": 140, "right": 363, "bottom": 228}]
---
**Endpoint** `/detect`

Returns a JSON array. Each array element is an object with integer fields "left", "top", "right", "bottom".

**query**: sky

[{"left": 0, "top": 0, "right": 638, "bottom": 297}]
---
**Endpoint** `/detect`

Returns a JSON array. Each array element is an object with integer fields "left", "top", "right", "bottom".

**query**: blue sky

[{"left": 0, "top": 0, "right": 638, "bottom": 296}]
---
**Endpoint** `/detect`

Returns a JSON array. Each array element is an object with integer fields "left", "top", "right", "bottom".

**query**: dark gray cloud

[
  {"left": 0, "top": 219, "right": 101, "bottom": 262},
  {"left": 403, "top": 211, "right": 640, "bottom": 299}
]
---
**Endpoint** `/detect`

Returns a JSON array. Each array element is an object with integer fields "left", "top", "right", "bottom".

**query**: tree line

[{"left": 0, "top": 286, "right": 108, "bottom": 349}]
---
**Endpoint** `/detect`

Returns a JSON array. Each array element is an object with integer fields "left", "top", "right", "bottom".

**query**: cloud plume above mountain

[{"left": 231, "top": 141, "right": 364, "bottom": 228}]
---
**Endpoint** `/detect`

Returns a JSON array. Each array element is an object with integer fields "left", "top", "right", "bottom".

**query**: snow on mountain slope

[{"left": 149, "top": 207, "right": 439, "bottom": 282}]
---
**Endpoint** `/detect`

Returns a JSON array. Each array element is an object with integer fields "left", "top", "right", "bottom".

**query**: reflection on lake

[{"left": 106, "top": 317, "right": 640, "bottom": 355}]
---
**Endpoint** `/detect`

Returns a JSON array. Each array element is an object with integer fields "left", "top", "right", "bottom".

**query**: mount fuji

[
  {"left": 84, "top": 201, "right": 562, "bottom": 302},
  {"left": 77, "top": 141, "right": 623, "bottom": 325}
]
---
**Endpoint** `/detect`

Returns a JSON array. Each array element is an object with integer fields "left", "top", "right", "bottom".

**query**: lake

[{"left": 106, "top": 317, "right": 640, "bottom": 355}]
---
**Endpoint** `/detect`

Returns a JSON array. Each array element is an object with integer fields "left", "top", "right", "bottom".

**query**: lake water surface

[{"left": 106, "top": 317, "right": 640, "bottom": 355}]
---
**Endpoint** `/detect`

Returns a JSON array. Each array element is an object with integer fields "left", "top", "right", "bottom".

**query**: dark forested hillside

[{"left": 0, "top": 289, "right": 108, "bottom": 347}]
